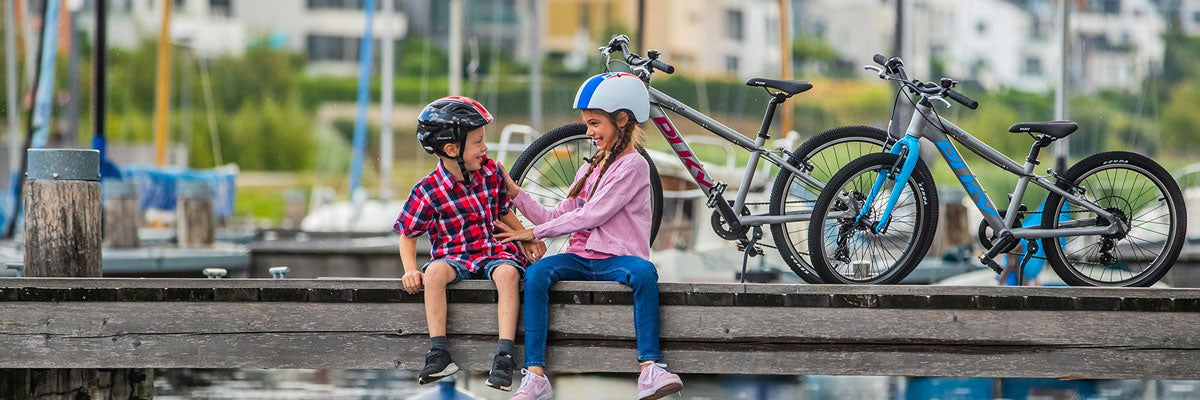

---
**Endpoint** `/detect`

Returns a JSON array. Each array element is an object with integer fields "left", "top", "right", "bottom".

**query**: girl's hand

[
  {"left": 402, "top": 270, "right": 424, "bottom": 294},
  {"left": 501, "top": 168, "right": 521, "bottom": 199},
  {"left": 522, "top": 239, "right": 547, "bottom": 262},
  {"left": 495, "top": 221, "right": 537, "bottom": 243}
]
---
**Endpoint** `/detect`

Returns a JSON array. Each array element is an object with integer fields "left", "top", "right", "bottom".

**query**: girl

[{"left": 497, "top": 72, "right": 683, "bottom": 400}]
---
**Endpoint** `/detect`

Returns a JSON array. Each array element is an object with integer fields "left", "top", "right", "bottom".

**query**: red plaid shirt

[{"left": 395, "top": 157, "right": 524, "bottom": 272}]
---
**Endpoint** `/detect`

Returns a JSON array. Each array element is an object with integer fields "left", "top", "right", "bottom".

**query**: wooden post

[
  {"left": 102, "top": 181, "right": 140, "bottom": 248},
  {"left": 176, "top": 181, "right": 213, "bottom": 248},
  {"left": 6, "top": 149, "right": 154, "bottom": 399},
  {"left": 23, "top": 149, "right": 102, "bottom": 277}
]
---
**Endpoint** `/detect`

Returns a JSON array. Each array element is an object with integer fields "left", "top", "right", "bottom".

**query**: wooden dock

[{"left": 0, "top": 278, "right": 1197, "bottom": 379}]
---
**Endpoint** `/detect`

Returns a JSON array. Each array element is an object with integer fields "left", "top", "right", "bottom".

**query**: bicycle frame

[
  {"left": 866, "top": 100, "right": 1130, "bottom": 240},
  {"left": 643, "top": 86, "right": 823, "bottom": 227}
]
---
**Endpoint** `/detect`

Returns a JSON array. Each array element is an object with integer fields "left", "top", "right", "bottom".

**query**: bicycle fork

[{"left": 857, "top": 135, "right": 922, "bottom": 234}]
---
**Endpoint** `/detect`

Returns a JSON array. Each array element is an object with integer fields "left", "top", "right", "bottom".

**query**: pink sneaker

[
  {"left": 510, "top": 369, "right": 553, "bottom": 400},
  {"left": 637, "top": 362, "right": 683, "bottom": 400}
]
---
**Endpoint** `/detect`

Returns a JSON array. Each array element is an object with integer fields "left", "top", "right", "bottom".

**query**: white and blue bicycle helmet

[{"left": 573, "top": 72, "right": 650, "bottom": 123}]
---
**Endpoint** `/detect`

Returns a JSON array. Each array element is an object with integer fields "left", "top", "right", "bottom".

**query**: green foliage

[
  {"left": 1160, "top": 81, "right": 1200, "bottom": 155},
  {"left": 792, "top": 35, "right": 838, "bottom": 64}
]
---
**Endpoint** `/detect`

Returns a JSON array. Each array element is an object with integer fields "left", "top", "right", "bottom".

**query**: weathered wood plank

[
  {"left": 3, "top": 302, "right": 1195, "bottom": 347},
  {"left": 3, "top": 278, "right": 1199, "bottom": 300},
  {"left": 0, "top": 332, "right": 1196, "bottom": 379},
  {"left": 0, "top": 301, "right": 1197, "bottom": 379}
]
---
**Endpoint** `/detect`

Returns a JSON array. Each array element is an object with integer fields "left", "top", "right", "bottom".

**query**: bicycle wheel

[
  {"left": 807, "top": 153, "right": 938, "bottom": 284},
  {"left": 1041, "top": 151, "right": 1186, "bottom": 287},
  {"left": 508, "top": 123, "right": 664, "bottom": 257},
  {"left": 769, "top": 125, "right": 890, "bottom": 283}
]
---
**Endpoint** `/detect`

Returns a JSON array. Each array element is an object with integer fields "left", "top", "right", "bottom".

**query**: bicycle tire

[
  {"left": 508, "top": 123, "right": 664, "bottom": 257},
  {"left": 807, "top": 153, "right": 938, "bottom": 284},
  {"left": 1041, "top": 151, "right": 1186, "bottom": 287},
  {"left": 769, "top": 125, "right": 890, "bottom": 283}
]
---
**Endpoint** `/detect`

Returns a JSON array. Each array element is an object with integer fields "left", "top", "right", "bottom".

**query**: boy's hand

[
  {"left": 522, "top": 239, "right": 547, "bottom": 262},
  {"left": 402, "top": 270, "right": 424, "bottom": 294}
]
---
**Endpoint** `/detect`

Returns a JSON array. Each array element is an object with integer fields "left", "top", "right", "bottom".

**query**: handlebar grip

[
  {"left": 947, "top": 90, "right": 979, "bottom": 110},
  {"left": 873, "top": 54, "right": 887, "bottom": 65},
  {"left": 650, "top": 59, "right": 675, "bottom": 74}
]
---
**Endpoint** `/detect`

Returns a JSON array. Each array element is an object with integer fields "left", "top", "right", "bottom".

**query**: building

[
  {"left": 77, "top": 0, "right": 408, "bottom": 76},
  {"left": 545, "top": 0, "right": 785, "bottom": 79}
]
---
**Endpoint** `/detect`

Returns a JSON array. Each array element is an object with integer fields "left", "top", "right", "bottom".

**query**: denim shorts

[{"left": 421, "top": 258, "right": 525, "bottom": 284}]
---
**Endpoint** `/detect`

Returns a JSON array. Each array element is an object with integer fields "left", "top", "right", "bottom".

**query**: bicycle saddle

[
  {"left": 745, "top": 78, "right": 813, "bottom": 97},
  {"left": 1008, "top": 121, "right": 1078, "bottom": 139}
]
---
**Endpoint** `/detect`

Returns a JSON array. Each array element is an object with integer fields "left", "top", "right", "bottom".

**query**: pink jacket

[{"left": 511, "top": 151, "right": 652, "bottom": 260}]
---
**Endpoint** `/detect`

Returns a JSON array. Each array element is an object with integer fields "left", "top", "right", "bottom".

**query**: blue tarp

[{"left": 116, "top": 165, "right": 238, "bottom": 219}]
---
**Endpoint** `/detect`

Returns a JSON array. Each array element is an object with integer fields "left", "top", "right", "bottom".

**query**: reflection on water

[
  {"left": 154, "top": 369, "right": 809, "bottom": 400},
  {"left": 153, "top": 369, "right": 1200, "bottom": 400}
]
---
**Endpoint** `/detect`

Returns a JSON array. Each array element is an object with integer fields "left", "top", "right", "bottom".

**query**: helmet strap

[{"left": 455, "top": 126, "right": 472, "bottom": 186}]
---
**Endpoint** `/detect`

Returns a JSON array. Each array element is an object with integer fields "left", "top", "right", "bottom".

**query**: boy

[{"left": 395, "top": 96, "right": 546, "bottom": 391}]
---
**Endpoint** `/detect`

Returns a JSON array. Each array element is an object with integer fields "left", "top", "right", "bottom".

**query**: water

[
  {"left": 153, "top": 369, "right": 810, "bottom": 400},
  {"left": 153, "top": 369, "right": 1200, "bottom": 399}
]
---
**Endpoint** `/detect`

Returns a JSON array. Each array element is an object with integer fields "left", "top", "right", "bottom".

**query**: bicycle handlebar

[
  {"left": 870, "top": 53, "right": 978, "bottom": 110},
  {"left": 604, "top": 35, "right": 674, "bottom": 75},
  {"left": 945, "top": 89, "right": 979, "bottom": 110}
]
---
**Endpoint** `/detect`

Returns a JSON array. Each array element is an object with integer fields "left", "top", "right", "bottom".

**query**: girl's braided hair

[{"left": 567, "top": 109, "right": 645, "bottom": 199}]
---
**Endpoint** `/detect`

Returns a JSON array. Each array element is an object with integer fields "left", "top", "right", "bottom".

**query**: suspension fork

[{"left": 856, "top": 135, "right": 922, "bottom": 233}]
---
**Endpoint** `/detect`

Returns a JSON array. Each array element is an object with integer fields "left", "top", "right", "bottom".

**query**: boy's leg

[
  {"left": 489, "top": 262, "right": 523, "bottom": 343},
  {"left": 418, "top": 260, "right": 465, "bottom": 385},
  {"left": 485, "top": 260, "right": 524, "bottom": 391},
  {"left": 423, "top": 261, "right": 460, "bottom": 338}
]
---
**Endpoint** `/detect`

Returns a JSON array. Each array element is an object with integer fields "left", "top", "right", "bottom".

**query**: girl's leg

[
  {"left": 522, "top": 254, "right": 589, "bottom": 374},
  {"left": 593, "top": 256, "right": 663, "bottom": 363}
]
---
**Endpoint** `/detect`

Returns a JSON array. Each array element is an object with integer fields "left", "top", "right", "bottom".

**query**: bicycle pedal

[{"left": 978, "top": 252, "right": 1003, "bottom": 274}]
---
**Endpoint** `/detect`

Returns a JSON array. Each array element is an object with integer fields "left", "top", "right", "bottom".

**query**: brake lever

[
  {"left": 864, "top": 65, "right": 885, "bottom": 79},
  {"left": 928, "top": 95, "right": 952, "bottom": 109}
]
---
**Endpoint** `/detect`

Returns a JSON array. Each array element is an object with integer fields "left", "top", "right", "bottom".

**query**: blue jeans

[{"left": 522, "top": 253, "right": 662, "bottom": 367}]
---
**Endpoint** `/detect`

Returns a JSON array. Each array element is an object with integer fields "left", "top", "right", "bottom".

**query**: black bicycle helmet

[
  {"left": 416, "top": 96, "right": 494, "bottom": 184},
  {"left": 416, "top": 96, "right": 494, "bottom": 155}
]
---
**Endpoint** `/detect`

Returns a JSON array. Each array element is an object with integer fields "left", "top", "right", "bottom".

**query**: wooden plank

[
  {"left": 0, "top": 301, "right": 1197, "bottom": 379},
  {"left": 3, "top": 278, "right": 1199, "bottom": 300},
  {"left": 0, "top": 331, "right": 1195, "bottom": 379}
]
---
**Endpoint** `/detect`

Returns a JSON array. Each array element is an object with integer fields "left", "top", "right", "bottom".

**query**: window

[
  {"left": 307, "top": 34, "right": 362, "bottom": 62},
  {"left": 307, "top": 0, "right": 380, "bottom": 10},
  {"left": 1023, "top": 56, "right": 1042, "bottom": 75},
  {"left": 173, "top": 0, "right": 185, "bottom": 12},
  {"left": 1091, "top": 0, "right": 1120, "bottom": 14},
  {"left": 209, "top": 0, "right": 232, "bottom": 17},
  {"left": 766, "top": 17, "right": 778, "bottom": 45},
  {"left": 975, "top": 21, "right": 987, "bottom": 34},
  {"left": 580, "top": 3, "right": 591, "bottom": 30},
  {"left": 726, "top": 9, "right": 743, "bottom": 41},
  {"left": 1193, "top": 11, "right": 1200, "bottom": 24},
  {"left": 725, "top": 55, "right": 739, "bottom": 73}
]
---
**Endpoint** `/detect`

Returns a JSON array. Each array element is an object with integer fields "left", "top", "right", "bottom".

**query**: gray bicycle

[
  {"left": 807, "top": 54, "right": 1186, "bottom": 286},
  {"left": 509, "top": 35, "right": 891, "bottom": 283}
]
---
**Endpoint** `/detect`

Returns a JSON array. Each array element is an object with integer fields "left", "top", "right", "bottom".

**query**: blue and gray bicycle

[{"left": 807, "top": 54, "right": 1186, "bottom": 286}]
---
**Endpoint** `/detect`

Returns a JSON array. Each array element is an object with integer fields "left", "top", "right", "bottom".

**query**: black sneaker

[
  {"left": 418, "top": 348, "right": 458, "bottom": 385},
  {"left": 485, "top": 352, "right": 515, "bottom": 391}
]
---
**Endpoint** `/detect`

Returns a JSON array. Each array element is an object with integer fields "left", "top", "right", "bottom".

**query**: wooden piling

[
  {"left": 4, "top": 149, "right": 154, "bottom": 399},
  {"left": 103, "top": 181, "right": 140, "bottom": 248},
  {"left": 22, "top": 149, "right": 102, "bottom": 277},
  {"left": 176, "top": 181, "right": 213, "bottom": 248}
]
